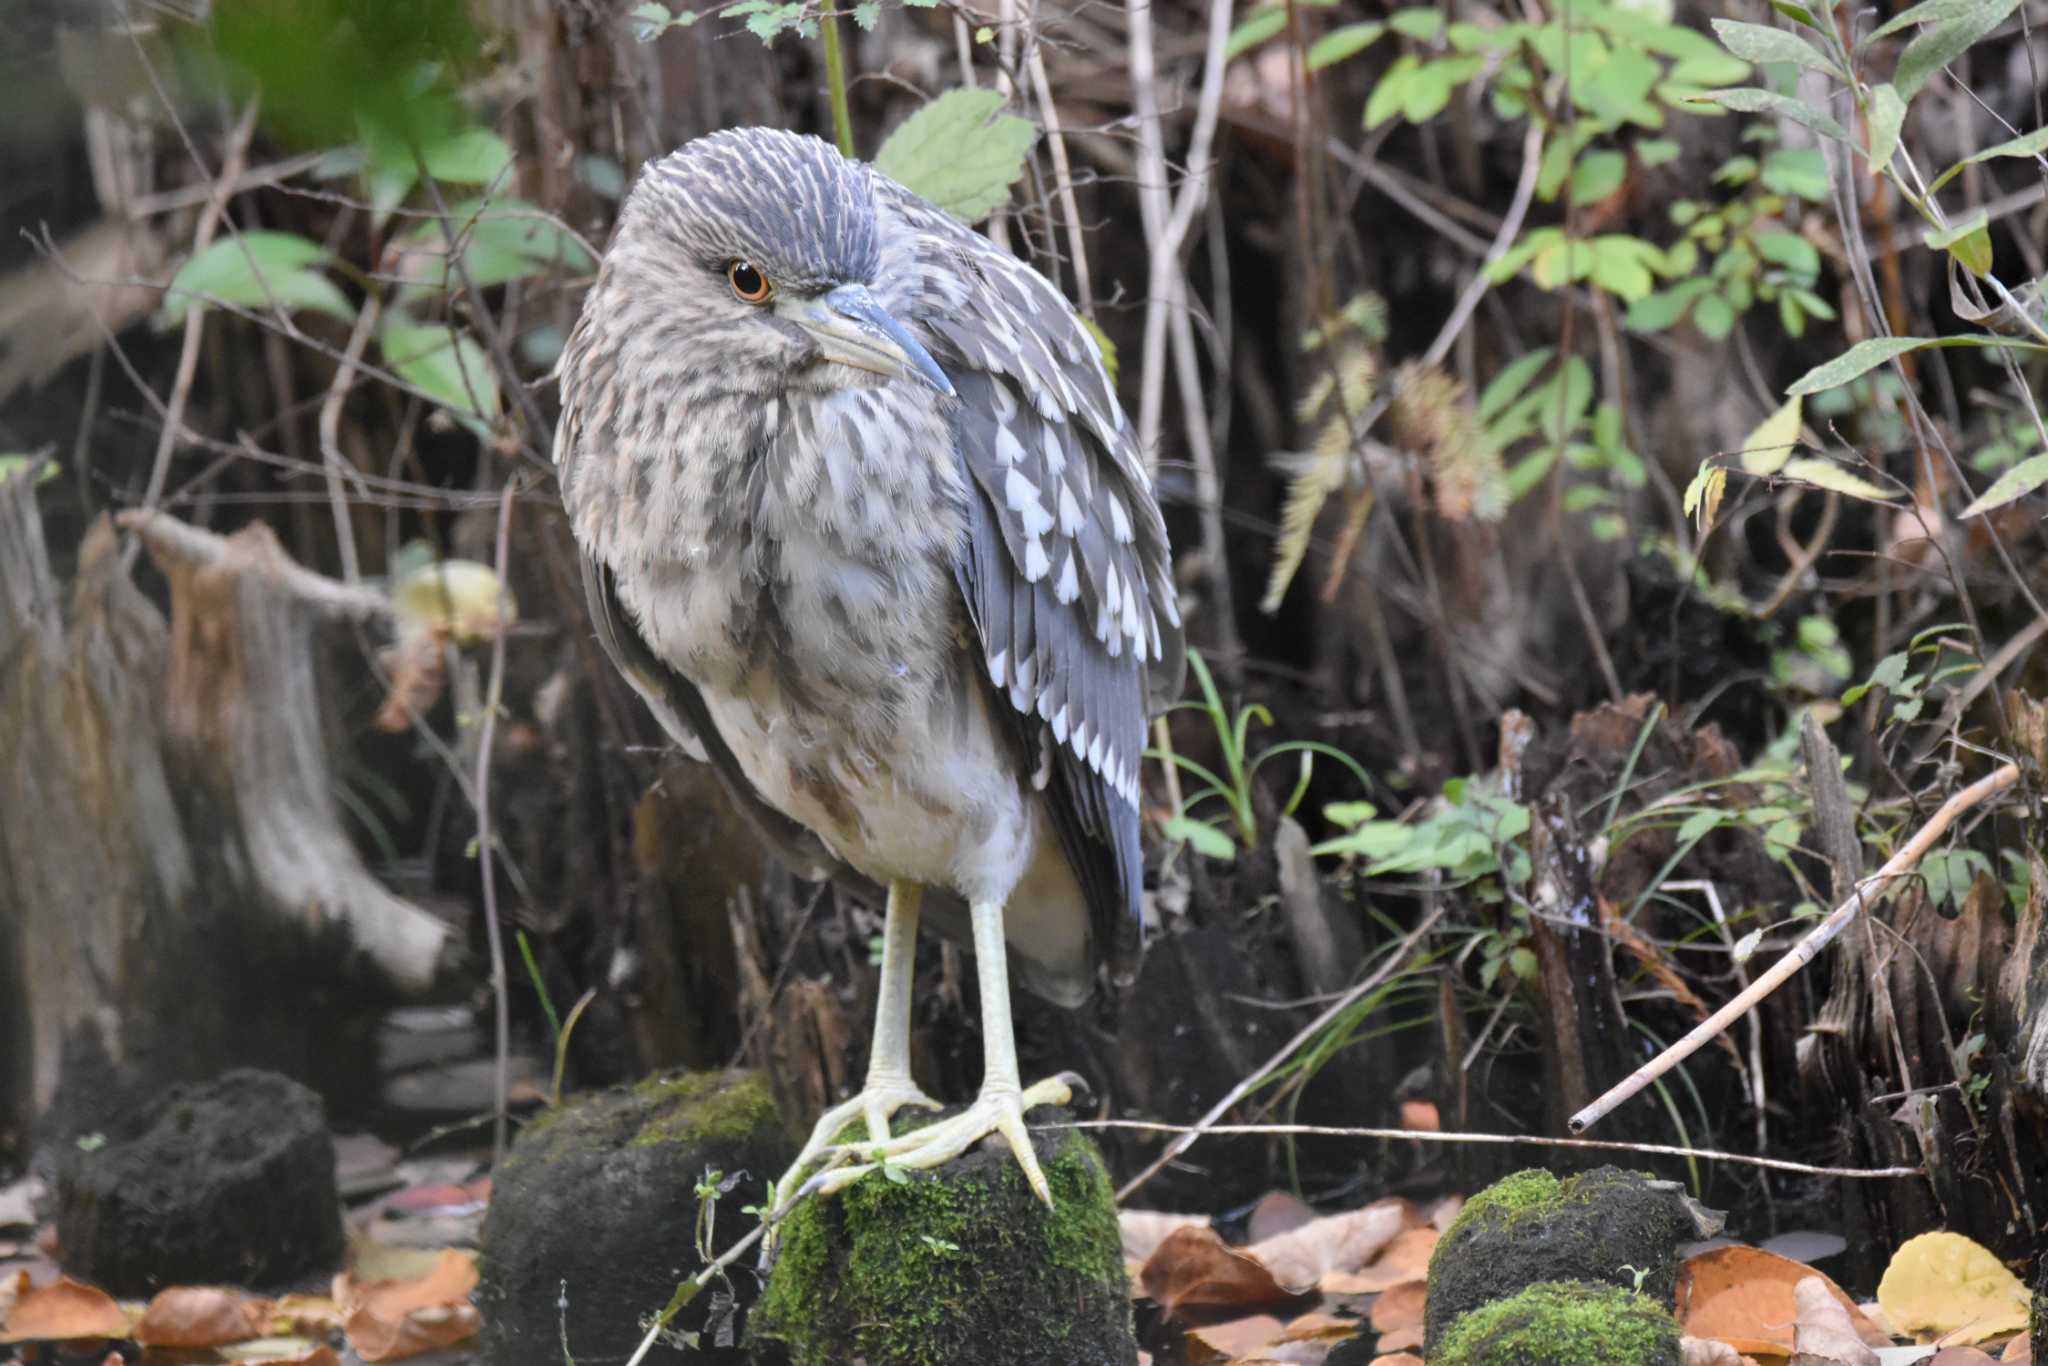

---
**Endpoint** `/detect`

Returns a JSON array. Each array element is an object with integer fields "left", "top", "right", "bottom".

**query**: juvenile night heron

[{"left": 554, "top": 127, "right": 1184, "bottom": 1206}]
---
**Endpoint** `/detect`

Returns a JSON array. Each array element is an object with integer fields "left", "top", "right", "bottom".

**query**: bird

[{"left": 553, "top": 125, "right": 1185, "bottom": 1208}]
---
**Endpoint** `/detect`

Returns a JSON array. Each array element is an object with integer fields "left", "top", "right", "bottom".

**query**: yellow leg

[
  {"left": 772, "top": 880, "right": 941, "bottom": 1209},
  {"left": 810, "top": 897, "right": 1075, "bottom": 1206}
]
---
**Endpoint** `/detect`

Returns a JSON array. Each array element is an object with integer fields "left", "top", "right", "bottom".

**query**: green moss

[
  {"left": 749, "top": 1122, "right": 1132, "bottom": 1365},
  {"left": 1451, "top": 1169, "right": 1563, "bottom": 1229},
  {"left": 1425, "top": 1166, "right": 1687, "bottom": 1351},
  {"left": 628, "top": 1070, "right": 780, "bottom": 1149},
  {"left": 1434, "top": 1280, "right": 1681, "bottom": 1365}
]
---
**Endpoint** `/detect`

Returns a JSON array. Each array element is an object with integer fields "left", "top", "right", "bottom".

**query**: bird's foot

[
  {"left": 810, "top": 1071, "right": 1079, "bottom": 1207},
  {"left": 771, "top": 1078, "right": 941, "bottom": 1218}
]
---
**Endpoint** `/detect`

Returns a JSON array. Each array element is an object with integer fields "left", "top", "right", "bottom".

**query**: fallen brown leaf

[
  {"left": 2001, "top": 1330, "right": 2033, "bottom": 1362},
  {"left": 0, "top": 1275, "right": 129, "bottom": 1343},
  {"left": 1680, "top": 1244, "right": 1891, "bottom": 1355},
  {"left": 134, "top": 1286, "right": 273, "bottom": 1347},
  {"left": 1321, "top": 1226, "right": 1438, "bottom": 1295},
  {"left": 1140, "top": 1227, "right": 1294, "bottom": 1317},
  {"left": 1121, "top": 1209, "right": 1212, "bottom": 1264},
  {"left": 1247, "top": 1192, "right": 1319, "bottom": 1245},
  {"left": 1369, "top": 1280, "right": 1426, "bottom": 1336},
  {"left": 269, "top": 1293, "right": 346, "bottom": 1337},
  {"left": 336, "top": 1247, "right": 480, "bottom": 1362},
  {"left": 1246, "top": 1199, "right": 1409, "bottom": 1290},
  {"left": 1928, "top": 1349, "right": 2001, "bottom": 1364},
  {"left": 1185, "top": 1313, "right": 1285, "bottom": 1361},
  {"left": 1279, "top": 1309, "right": 1361, "bottom": 1344},
  {"left": 1791, "top": 1275, "right": 1880, "bottom": 1366},
  {"left": 1375, "top": 1324, "right": 1425, "bottom": 1352},
  {"left": 1681, "top": 1335, "right": 1760, "bottom": 1364}
]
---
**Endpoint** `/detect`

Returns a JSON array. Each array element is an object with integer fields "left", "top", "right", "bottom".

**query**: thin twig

[
  {"left": 137, "top": 103, "right": 260, "bottom": 522},
  {"left": 1570, "top": 760, "right": 2023, "bottom": 1133},
  {"left": 474, "top": 480, "right": 521, "bottom": 1166},
  {"left": 1025, "top": 31, "right": 1093, "bottom": 316},
  {"left": 1116, "top": 903, "right": 1444, "bottom": 1203},
  {"left": 316, "top": 293, "right": 380, "bottom": 584},
  {"left": 620, "top": 1156, "right": 849, "bottom": 1366},
  {"left": 1062, "top": 1119, "right": 1924, "bottom": 1180}
]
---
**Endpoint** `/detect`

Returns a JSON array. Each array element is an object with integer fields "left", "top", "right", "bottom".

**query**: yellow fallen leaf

[{"left": 1877, "top": 1232, "right": 2030, "bottom": 1345}]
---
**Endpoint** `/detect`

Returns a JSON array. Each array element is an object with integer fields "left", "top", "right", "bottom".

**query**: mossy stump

[
  {"left": 475, "top": 1068, "right": 794, "bottom": 1365},
  {"left": 1433, "top": 1280, "right": 1682, "bottom": 1365},
  {"left": 1424, "top": 1166, "right": 1692, "bottom": 1353},
  {"left": 748, "top": 1107, "right": 1135, "bottom": 1366}
]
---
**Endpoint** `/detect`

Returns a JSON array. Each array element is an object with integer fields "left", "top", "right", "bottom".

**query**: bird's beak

[{"left": 781, "top": 284, "right": 956, "bottom": 398}]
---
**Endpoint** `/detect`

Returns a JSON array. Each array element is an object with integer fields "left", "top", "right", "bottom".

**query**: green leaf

[
  {"left": 1307, "top": 21, "right": 1386, "bottom": 70},
  {"left": 1842, "top": 650, "right": 1911, "bottom": 705},
  {"left": 853, "top": 1, "right": 880, "bottom": 28},
  {"left": 1570, "top": 150, "right": 1628, "bottom": 206},
  {"left": 1477, "top": 348, "right": 1554, "bottom": 422},
  {"left": 1387, "top": 7, "right": 1445, "bottom": 39},
  {"left": 1779, "top": 455, "right": 1898, "bottom": 500},
  {"left": 1637, "top": 138, "right": 1682, "bottom": 166},
  {"left": 1676, "top": 808, "right": 1727, "bottom": 845},
  {"left": 1866, "top": 83, "right": 1907, "bottom": 171},
  {"left": 1225, "top": 8, "right": 1288, "bottom": 60},
  {"left": 1078, "top": 317, "right": 1119, "bottom": 386},
  {"left": 1740, "top": 394, "right": 1803, "bottom": 475},
  {"left": 1869, "top": 0, "right": 1990, "bottom": 43},
  {"left": 1588, "top": 234, "right": 1657, "bottom": 300},
  {"left": 1924, "top": 211, "right": 1993, "bottom": 276},
  {"left": 1164, "top": 816, "right": 1237, "bottom": 862},
  {"left": 397, "top": 199, "right": 596, "bottom": 298},
  {"left": 1760, "top": 146, "right": 1830, "bottom": 199},
  {"left": 874, "top": 89, "right": 1038, "bottom": 222},
  {"left": 1692, "top": 291, "right": 1737, "bottom": 338},
  {"left": 1684, "top": 461, "right": 1728, "bottom": 531},
  {"left": 1365, "top": 54, "right": 1421, "bottom": 129},
  {"left": 1928, "top": 123, "right": 2048, "bottom": 194},
  {"left": 1703, "top": 88, "right": 1852, "bottom": 145},
  {"left": 1957, "top": 451, "right": 2048, "bottom": 517},
  {"left": 161, "top": 231, "right": 354, "bottom": 326},
  {"left": 629, "top": 3, "right": 696, "bottom": 39},
  {"left": 1323, "top": 801, "right": 1379, "bottom": 827},
  {"left": 1786, "top": 336, "right": 1933, "bottom": 393},
  {"left": 0, "top": 453, "right": 59, "bottom": 487},
  {"left": 1402, "top": 55, "right": 1483, "bottom": 122},
  {"left": 420, "top": 128, "right": 515, "bottom": 186},
  {"left": 1757, "top": 229, "right": 1821, "bottom": 276},
  {"left": 1893, "top": 0, "right": 2022, "bottom": 102},
  {"left": 1770, "top": 0, "right": 1821, "bottom": 27},
  {"left": 1627, "top": 276, "right": 1714, "bottom": 331},
  {"left": 380, "top": 316, "right": 502, "bottom": 431},
  {"left": 1709, "top": 18, "right": 1844, "bottom": 77}
]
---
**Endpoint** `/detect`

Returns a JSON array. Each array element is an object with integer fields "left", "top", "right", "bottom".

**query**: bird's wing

[
  {"left": 874, "top": 179, "right": 1187, "bottom": 976},
  {"left": 575, "top": 552, "right": 852, "bottom": 884}
]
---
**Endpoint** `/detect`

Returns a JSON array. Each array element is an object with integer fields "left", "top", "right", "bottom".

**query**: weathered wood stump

[{"left": 0, "top": 471, "right": 455, "bottom": 1147}]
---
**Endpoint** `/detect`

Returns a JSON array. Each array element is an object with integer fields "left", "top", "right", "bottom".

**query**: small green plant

[
  {"left": 1314, "top": 778, "right": 1532, "bottom": 890},
  {"left": 1150, "top": 651, "right": 1371, "bottom": 861}
]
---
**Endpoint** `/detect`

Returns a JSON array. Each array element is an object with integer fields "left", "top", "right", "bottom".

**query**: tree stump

[{"left": 0, "top": 473, "right": 454, "bottom": 1146}]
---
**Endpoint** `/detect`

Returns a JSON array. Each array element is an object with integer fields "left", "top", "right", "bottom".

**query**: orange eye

[{"left": 727, "top": 260, "right": 773, "bottom": 303}]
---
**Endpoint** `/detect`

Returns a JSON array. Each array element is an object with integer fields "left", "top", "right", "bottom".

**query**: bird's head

[{"left": 596, "top": 127, "right": 954, "bottom": 401}]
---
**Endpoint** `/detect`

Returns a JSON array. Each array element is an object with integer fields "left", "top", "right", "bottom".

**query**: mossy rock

[
  {"left": 1424, "top": 1166, "right": 1692, "bottom": 1351},
  {"left": 1433, "top": 1279, "right": 1682, "bottom": 1365},
  {"left": 748, "top": 1107, "right": 1135, "bottom": 1365},
  {"left": 475, "top": 1068, "right": 794, "bottom": 1365}
]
